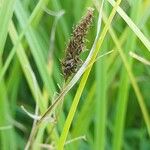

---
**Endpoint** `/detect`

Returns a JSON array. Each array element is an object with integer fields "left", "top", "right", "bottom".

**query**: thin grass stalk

[
  {"left": 112, "top": 1, "right": 141, "bottom": 149},
  {"left": 57, "top": 0, "right": 122, "bottom": 149}
]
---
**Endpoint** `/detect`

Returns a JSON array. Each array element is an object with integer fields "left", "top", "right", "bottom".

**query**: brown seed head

[{"left": 61, "top": 7, "right": 94, "bottom": 80}]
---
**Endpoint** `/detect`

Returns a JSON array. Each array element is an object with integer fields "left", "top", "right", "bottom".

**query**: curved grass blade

[{"left": 57, "top": 0, "right": 122, "bottom": 149}]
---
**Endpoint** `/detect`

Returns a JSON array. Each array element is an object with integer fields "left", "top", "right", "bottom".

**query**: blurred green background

[{"left": 0, "top": 0, "right": 150, "bottom": 149}]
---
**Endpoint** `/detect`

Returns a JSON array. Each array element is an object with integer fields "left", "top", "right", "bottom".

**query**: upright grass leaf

[
  {"left": 6, "top": 58, "right": 21, "bottom": 113},
  {"left": 57, "top": 67, "right": 92, "bottom": 150},
  {"left": 0, "top": 0, "right": 17, "bottom": 149},
  {"left": 110, "top": 21, "right": 150, "bottom": 145},
  {"left": 71, "top": 82, "right": 96, "bottom": 150},
  {"left": 71, "top": 83, "right": 96, "bottom": 137},
  {"left": 0, "top": 80, "right": 17, "bottom": 150},
  {"left": 112, "top": 1, "right": 141, "bottom": 150},
  {"left": 14, "top": 0, "right": 56, "bottom": 97},
  {"left": 94, "top": 2, "right": 110, "bottom": 150},
  {"left": 0, "top": 0, "right": 50, "bottom": 84},
  {"left": 95, "top": 46, "right": 107, "bottom": 150},
  {"left": 0, "top": 0, "right": 15, "bottom": 55},
  {"left": 9, "top": 21, "right": 46, "bottom": 112}
]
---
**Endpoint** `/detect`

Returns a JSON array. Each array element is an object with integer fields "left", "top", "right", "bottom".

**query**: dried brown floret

[{"left": 61, "top": 7, "right": 94, "bottom": 80}]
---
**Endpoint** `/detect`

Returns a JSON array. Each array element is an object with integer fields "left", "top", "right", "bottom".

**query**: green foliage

[{"left": 0, "top": 0, "right": 150, "bottom": 150}]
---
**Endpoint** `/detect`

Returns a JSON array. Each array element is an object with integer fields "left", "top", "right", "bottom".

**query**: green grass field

[{"left": 0, "top": 0, "right": 150, "bottom": 149}]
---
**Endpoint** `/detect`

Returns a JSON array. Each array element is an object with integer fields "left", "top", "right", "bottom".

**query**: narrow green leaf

[
  {"left": 14, "top": 0, "right": 56, "bottom": 97},
  {"left": 108, "top": 0, "right": 150, "bottom": 52},
  {"left": 0, "top": 0, "right": 15, "bottom": 55}
]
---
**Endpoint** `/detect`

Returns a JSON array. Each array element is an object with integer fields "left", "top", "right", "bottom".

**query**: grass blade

[
  {"left": 14, "top": 0, "right": 56, "bottom": 97},
  {"left": 0, "top": 0, "right": 15, "bottom": 54},
  {"left": 108, "top": 0, "right": 150, "bottom": 52}
]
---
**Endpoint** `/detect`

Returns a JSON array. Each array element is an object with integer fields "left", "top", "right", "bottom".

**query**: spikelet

[{"left": 61, "top": 7, "right": 94, "bottom": 80}]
